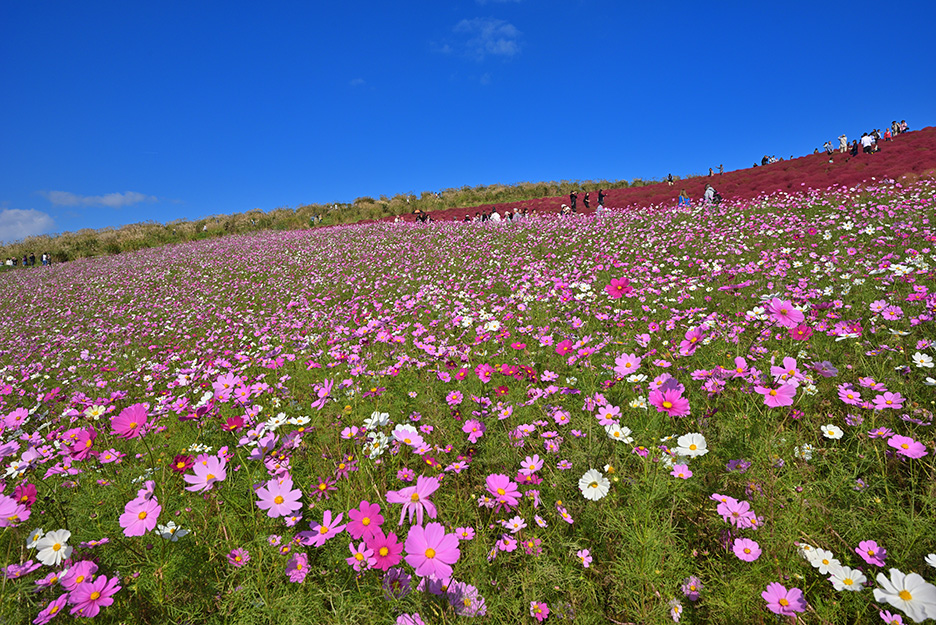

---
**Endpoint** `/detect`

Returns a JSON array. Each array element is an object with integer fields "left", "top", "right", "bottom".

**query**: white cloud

[
  {"left": 453, "top": 18, "right": 522, "bottom": 60},
  {"left": 0, "top": 209, "right": 55, "bottom": 244},
  {"left": 40, "top": 190, "right": 156, "bottom": 209},
  {"left": 349, "top": 78, "right": 366, "bottom": 87}
]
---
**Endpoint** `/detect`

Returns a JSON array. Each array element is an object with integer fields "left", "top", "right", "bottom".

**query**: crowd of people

[{"left": 3, "top": 253, "right": 52, "bottom": 268}]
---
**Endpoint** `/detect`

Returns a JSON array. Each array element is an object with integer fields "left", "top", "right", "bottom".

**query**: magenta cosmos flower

[
  {"left": 227, "top": 548, "right": 250, "bottom": 567},
  {"left": 33, "top": 593, "right": 68, "bottom": 625},
  {"left": 119, "top": 497, "right": 161, "bottom": 537},
  {"left": 386, "top": 475, "right": 439, "bottom": 526},
  {"left": 649, "top": 388, "right": 690, "bottom": 417},
  {"left": 761, "top": 582, "right": 806, "bottom": 615},
  {"left": 754, "top": 383, "right": 796, "bottom": 408},
  {"left": 285, "top": 552, "right": 309, "bottom": 583},
  {"left": 347, "top": 500, "right": 385, "bottom": 540},
  {"left": 887, "top": 435, "right": 929, "bottom": 459},
  {"left": 766, "top": 298, "right": 805, "bottom": 329},
  {"left": 255, "top": 476, "right": 303, "bottom": 518},
  {"left": 605, "top": 277, "right": 633, "bottom": 299},
  {"left": 404, "top": 522, "right": 460, "bottom": 579},
  {"left": 485, "top": 474, "right": 521, "bottom": 512},
  {"left": 183, "top": 455, "right": 227, "bottom": 492},
  {"left": 68, "top": 574, "right": 121, "bottom": 618},
  {"left": 530, "top": 601, "right": 550, "bottom": 622},
  {"left": 365, "top": 528, "right": 404, "bottom": 571},
  {"left": 110, "top": 403, "right": 148, "bottom": 439}
]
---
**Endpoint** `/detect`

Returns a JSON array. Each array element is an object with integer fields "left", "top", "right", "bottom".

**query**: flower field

[{"left": 1, "top": 179, "right": 935, "bottom": 624}]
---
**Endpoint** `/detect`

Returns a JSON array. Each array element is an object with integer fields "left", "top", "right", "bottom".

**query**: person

[
  {"left": 569, "top": 192, "right": 577, "bottom": 213},
  {"left": 718, "top": 164, "right": 723, "bottom": 175},
  {"left": 899, "top": 120, "right": 909, "bottom": 133},
  {"left": 667, "top": 174, "right": 674, "bottom": 186},
  {"left": 824, "top": 141, "right": 833, "bottom": 155},
  {"left": 883, "top": 128, "right": 892, "bottom": 141},
  {"left": 709, "top": 167, "right": 714, "bottom": 177},
  {"left": 703, "top": 184, "right": 715, "bottom": 204},
  {"left": 463, "top": 214, "right": 471, "bottom": 222},
  {"left": 850, "top": 140, "right": 859, "bottom": 156},
  {"left": 490, "top": 208, "right": 502, "bottom": 223},
  {"left": 560, "top": 203, "right": 571, "bottom": 216},
  {"left": 761, "top": 155, "right": 769, "bottom": 166},
  {"left": 678, "top": 189, "right": 690, "bottom": 206},
  {"left": 860, "top": 133, "right": 874, "bottom": 154},
  {"left": 838, "top": 134, "right": 848, "bottom": 153},
  {"left": 597, "top": 189, "right": 606, "bottom": 206},
  {"left": 583, "top": 193, "right": 590, "bottom": 209}
]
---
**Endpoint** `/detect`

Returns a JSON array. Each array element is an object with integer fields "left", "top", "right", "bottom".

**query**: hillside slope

[{"left": 393, "top": 125, "right": 936, "bottom": 222}]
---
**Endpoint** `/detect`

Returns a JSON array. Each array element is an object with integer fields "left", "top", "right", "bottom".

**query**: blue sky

[{"left": 2, "top": 0, "right": 934, "bottom": 243}]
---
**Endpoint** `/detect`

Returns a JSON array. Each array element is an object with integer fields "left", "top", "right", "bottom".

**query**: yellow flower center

[
  {"left": 52, "top": 543, "right": 62, "bottom": 552},
  {"left": 769, "top": 390, "right": 777, "bottom": 396},
  {"left": 206, "top": 473, "right": 215, "bottom": 480},
  {"left": 843, "top": 578, "right": 853, "bottom": 586},
  {"left": 689, "top": 444, "right": 697, "bottom": 450},
  {"left": 274, "top": 495, "right": 284, "bottom": 504},
  {"left": 899, "top": 590, "right": 912, "bottom": 601},
  {"left": 355, "top": 553, "right": 364, "bottom": 561},
  {"left": 138, "top": 511, "right": 147, "bottom": 520},
  {"left": 319, "top": 526, "right": 329, "bottom": 534},
  {"left": 496, "top": 488, "right": 506, "bottom": 496},
  {"left": 410, "top": 493, "right": 420, "bottom": 502},
  {"left": 662, "top": 401, "right": 673, "bottom": 409},
  {"left": 361, "top": 517, "right": 371, "bottom": 526},
  {"left": 379, "top": 547, "right": 389, "bottom": 556},
  {"left": 129, "top": 421, "right": 137, "bottom": 429},
  {"left": 318, "top": 483, "right": 327, "bottom": 491},
  {"left": 779, "top": 598, "right": 789, "bottom": 607},
  {"left": 89, "top": 591, "right": 101, "bottom": 601},
  {"left": 425, "top": 548, "right": 436, "bottom": 559},
  {"left": 49, "top": 606, "right": 60, "bottom": 615},
  {"left": 589, "top": 481, "right": 598, "bottom": 488}
]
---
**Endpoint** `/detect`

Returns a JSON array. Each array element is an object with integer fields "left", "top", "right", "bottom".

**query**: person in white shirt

[
  {"left": 489, "top": 208, "right": 502, "bottom": 223},
  {"left": 860, "top": 133, "right": 875, "bottom": 154}
]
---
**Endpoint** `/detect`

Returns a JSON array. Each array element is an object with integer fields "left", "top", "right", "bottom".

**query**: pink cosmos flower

[
  {"left": 346, "top": 541, "right": 376, "bottom": 571},
  {"left": 309, "top": 510, "right": 346, "bottom": 547},
  {"left": 454, "top": 527, "right": 475, "bottom": 540},
  {"left": 754, "top": 383, "right": 796, "bottom": 408},
  {"left": 227, "top": 548, "right": 250, "bottom": 567},
  {"left": 285, "top": 552, "right": 308, "bottom": 583},
  {"left": 485, "top": 474, "right": 521, "bottom": 512},
  {"left": 649, "top": 388, "right": 690, "bottom": 417},
  {"left": 872, "top": 392, "right": 905, "bottom": 410},
  {"left": 519, "top": 454, "right": 543, "bottom": 476},
  {"left": 576, "top": 549, "right": 592, "bottom": 568},
  {"left": 838, "top": 387, "right": 862, "bottom": 405},
  {"left": 555, "top": 340, "right": 574, "bottom": 356},
  {"left": 474, "top": 363, "right": 494, "bottom": 383},
  {"left": 386, "top": 475, "right": 439, "bottom": 525},
  {"left": 183, "top": 455, "right": 227, "bottom": 492},
  {"left": 462, "top": 420, "right": 486, "bottom": 443},
  {"left": 717, "top": 497, "right": 756, "bottom": 528},
  {"left": 61, "top": 560, "right": 98, "bottom": 591},
  {"left": 595, "top": 404, "right": 620, "bottom": 426},
  {"left": 255, "top": 476, "right": 303, "bottom": 518},
  {"left": 347, "top": 500, "right": 384, "bottom": 540},
  {"left": 733, "top": 538, "right": 761, "bottom": 562},
  {"left": 33, "top": 593, "right": 68, "bottom": 625},
  {"left": 530, "top": 601, "right": 550, "bottom": 622},
  {"left": 887, "top": 435, "right": 929, "bottom": 459},
  {"left": 679, "top": 327, "right": 705, "bottom": 356},
  {"left": 404, "top": 522, "right": 460, "bottom": 579},
  {"left": 605, "top": 277, "right": 633, "bottom": 299},
  {"left": 856, "top": 540, "right": 887, "bottom": 567},
  {"left": 67, "top": 574, "right": 121, "bottom": 618},
  {"left": 110, "top": 403, "right": 148, "bottom": 439},
  {"left": 119, "top": 496, "right": 161, "bottom": 537},
  {"left": 766, "top": 298, "right": 805, "bottom": 329},
  {"left": 670, "top": 464, "right": 692, "bottom": 479},
  {"left": 761, "top": 582, "right": 806, "bottom": 615},
  {"left": 613, "top": 353, "right": 641, "bottom": 377},
  {"left": 365, "top": 528, "right": 404, "bottom": 571},
  {"left": 770, "top": 357, "right": 802, "bottom": 385}
]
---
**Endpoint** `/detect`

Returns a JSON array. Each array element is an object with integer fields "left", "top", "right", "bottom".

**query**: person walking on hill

[
  {"left": 597, "top": 189, "right": 606, "bottom": 206},
  {"left": 583, "top": 192, "right": 590, "bottom": 210},
  {"left": 838, "top": 134, "right": 848, "bottom": 153},
  {"left": 569, "top": 192, "right": 577, "bottom": 213}
]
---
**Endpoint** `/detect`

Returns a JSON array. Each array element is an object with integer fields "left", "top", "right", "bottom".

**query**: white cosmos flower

[
  {"left": 578, "top": 469, "right": 611, "bottom": 501},
  {"left": 808, "top": 548, "right": 841, "bottom": 574},
  {"left": 925, "top": 553, "right": 936, "bottom": 569},
  {"left": 872, "top": 568, "right": 936, "bottom": 622},
  {"left": 26, "top": 527, "right": 44, "bottom": 549},
  {"left": 363, "top": 411, "right": 389, "bottom": 430},
  {"left": 912, "top": 352, "right": 934, "bottom": 368},
  {"left": 34, "top": 529, "right": 72, "bottom": 566},
  {"left": 828, "top": 564, "right": 867, "bottom": 592},
  {"left": 157, "top": 521, "right": 189, "bottom": 542},
  {"left": 605, "top": 423, "right": 634, "bottom": 444},
  {"left": 821, "top": 424, "right": 844, "bottom": 440},
  {"left": 675, "top": 433, "right": 708, "bottom": 458}
]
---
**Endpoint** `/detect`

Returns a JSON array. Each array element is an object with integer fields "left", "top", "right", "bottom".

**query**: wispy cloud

[
  {"left": 349, "top": 78, "right": 366, "bottom": 87},
  {"left": 452, "top": 18, "right": 522, "bottom": 61},
  {"left": 40, "top": 190, "right": 157, "bottom": 209},
  {"left": 0, "top": 209, "right": 55, "bottom": 244}
]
